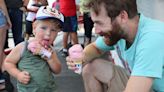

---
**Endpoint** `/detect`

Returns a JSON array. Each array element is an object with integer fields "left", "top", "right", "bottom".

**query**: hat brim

[{"left": 36, "top": 17, "right": 64, "bottom": 27}]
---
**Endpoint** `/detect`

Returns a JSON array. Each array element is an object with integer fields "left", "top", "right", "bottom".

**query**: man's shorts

[
  {"left": 0, "top": 9, "right": 7, "bottom": 28},
  {"left": 63, "top": 15, "right": 78, "bottom": 32},
  {"left": 104, "top": 63, "right": 129, "bottom": 92},
  {"left": 105, "top": 62, "right": 155, "bottom": 92}
]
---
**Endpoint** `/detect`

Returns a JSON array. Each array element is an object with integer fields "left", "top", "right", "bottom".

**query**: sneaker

[
  {"left": 60, "top": 48, "right": 68, "bottom": 57},
  {"left": 66, "top": 42, "right": 73, "bottom": 50},
  {"left": 0, "top": 79, "right": 5, "bottom": 84}
]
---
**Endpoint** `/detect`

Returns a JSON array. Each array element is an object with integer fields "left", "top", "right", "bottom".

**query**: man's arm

[
  {"left": 124, "top": 76, "right": 154, "bottom": 92},
  {"left": 83, "top": 36, "right": 115, "bottom": 63},
  {"left": 83, "top": 42, "right": 103, "bottom": 63}
]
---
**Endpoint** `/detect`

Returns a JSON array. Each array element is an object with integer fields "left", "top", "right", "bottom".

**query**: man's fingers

[
  {"left": 66, "top": 56, "right": 71, "bottom": 62},
  {"left": 68, "top": 66, "right": 76, "bottom": 70},
  {"left": 66, "top": 61, "right": 75, "bottom": 67},
  {"left": 66, "top": 56, "right": 77, "bottom": 71}
]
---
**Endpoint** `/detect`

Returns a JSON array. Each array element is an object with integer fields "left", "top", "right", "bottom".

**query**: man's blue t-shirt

[{"left": 95, "top": 14, "right": 164, "bottom": 92}]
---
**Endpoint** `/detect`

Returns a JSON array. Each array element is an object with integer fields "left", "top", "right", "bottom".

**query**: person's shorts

[
  {"left": 104, "top": 62, "right": 155, "bottom": 92},
  {"left": 0, "top": 9, "right": 7, "bottom": 28},
  {"left": 63, "top": 15, "right": 78, "bottom": 32},
  {"left": 103, "top": 63, "right": 129, "bottom": 92}
]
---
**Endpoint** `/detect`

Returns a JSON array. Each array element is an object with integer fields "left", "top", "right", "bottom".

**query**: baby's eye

[
  {"left": 40, "top": 26, "right": 47, "bottom": 30},
  {"left": 51, "top": 29, "right": 59, "bottom": 32},
  {"left": 51, "top": 29, "right": 56, "bottom": 32}
]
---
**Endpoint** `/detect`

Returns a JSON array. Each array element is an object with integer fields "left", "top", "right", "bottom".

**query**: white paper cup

[{"left": 74, "top": 60, "right": 82, "bottom": 74}]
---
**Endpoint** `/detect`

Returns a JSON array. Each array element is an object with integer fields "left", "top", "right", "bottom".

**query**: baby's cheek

[
  {"left": 49, "top": 40, "right": 54, "bottom": 45},
  {"left": 49, "top": 36, "right": 55, "bottom": 42}
]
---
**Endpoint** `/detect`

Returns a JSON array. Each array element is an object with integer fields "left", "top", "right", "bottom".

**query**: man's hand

[
  {"left": 17, "top": 71, "right": 30, "bottom": 84},
  {"left": 66, "top": 56, "right": 76, "bottom": 71}
]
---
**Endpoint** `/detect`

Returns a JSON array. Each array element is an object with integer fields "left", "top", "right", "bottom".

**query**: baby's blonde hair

[{"left": 33, "top": 19, "right": 63, "bottom": 30}]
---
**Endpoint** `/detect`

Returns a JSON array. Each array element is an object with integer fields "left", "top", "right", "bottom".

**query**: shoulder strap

[
  {"left": 20, "top": 40, "right": 28, "bottom": 58},
  {"left": 116, "top": 45, "right": 131, "bottom": 73}
]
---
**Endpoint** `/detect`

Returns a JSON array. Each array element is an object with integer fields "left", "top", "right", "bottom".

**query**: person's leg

[
  {"left": 83, "top": 12, "right": 94, "bottom": 46},
  {"left": 0, "top": 10, "right": 7, "bottom": 88},
  {"left": 70, "top": 16, "right": 78, "bottom": 45},
  {"left": 0, "top": 10, "right": 11, "bottom": 91},
  {"left": 61, "top": 16, "right": 74, "bottom": 56},
  {"left": 0, "top": 27, "right": 7, "bottom": 90},
  {"left": 9, "top": 8, "right": 24, "bottom": 45},
  {"left": 63, "top": 32, "right": 69, "bottom": 49},
  {"left": 70, "top": 32, "right": 78, "bottom": 45},
  {"left": 82, "top": 58, "right": 129, "bottom": 92},
  {"left": 0, "top": 28, "right": 6, "bottom": 71},
  {"left": 4, "top": 30, "right": 9, "bottom": 49},
  {"left": 25, "top": 20, "right": 33, "bottom": 40},
  {"left": 82, "top": 59, "right": 114, "bottom": 92}
]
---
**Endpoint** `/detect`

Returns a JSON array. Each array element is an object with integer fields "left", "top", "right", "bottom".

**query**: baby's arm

[
  {"left": 27, "top": 41, "right": 61, "bottom": 74},
  {"left": 3, "top": 43, "right": 30, "bottom": 84}
]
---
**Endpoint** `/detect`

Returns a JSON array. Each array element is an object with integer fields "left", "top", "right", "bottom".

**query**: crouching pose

[{"left": 66, "top": 0, "right": 164, "bottom": 92}]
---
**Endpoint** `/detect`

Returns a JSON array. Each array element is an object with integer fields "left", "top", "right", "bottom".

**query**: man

[{"left": 66, "top": 0, "right": 164, "bottom": 92}]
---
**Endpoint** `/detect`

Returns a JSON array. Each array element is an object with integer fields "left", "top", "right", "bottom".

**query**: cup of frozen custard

[{"left": 69, "top": 44, "right": 84, "bottom": 74}]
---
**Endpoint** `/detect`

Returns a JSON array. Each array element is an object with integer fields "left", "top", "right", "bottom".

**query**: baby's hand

[
  {"left": 17, "top": 71, "right": 30, "bottom": 84},
  {"left": 39, "top": 47, "right": 53, "bottom": 60},
  {"left": 28, "top": 40, "right": 52, "bottom": 59},
  {"left": 28, "top": 41, "right": 42, "bottom": 55}
]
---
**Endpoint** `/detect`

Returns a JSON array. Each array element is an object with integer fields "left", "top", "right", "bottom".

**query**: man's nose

[{"left": 94, "top": 27, "right": 101, "bottom": 34}]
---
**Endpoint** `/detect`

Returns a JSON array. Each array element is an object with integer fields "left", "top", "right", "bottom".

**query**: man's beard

[{"left": 103, "top": 21, "right": 124, "bottom": 46}]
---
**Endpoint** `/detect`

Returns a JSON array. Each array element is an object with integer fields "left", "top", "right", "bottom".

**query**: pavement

[{"left": 2, "top": 25, "right": 97, "bottom": 92}]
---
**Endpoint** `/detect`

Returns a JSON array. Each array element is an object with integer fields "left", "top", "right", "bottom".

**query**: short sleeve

[{"left": 131, "top": 32, "right": 164, "bottom": 78}]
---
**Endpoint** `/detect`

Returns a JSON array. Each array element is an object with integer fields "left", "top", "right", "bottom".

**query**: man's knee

[
  {"left": 82, "top": 59, "right": 105, "bottom": 76},
  {"left": 82, "top": 62, "right": 92, "bottom": 78},
  {"left": 82, "top": 59, "right": 114, "bottom": 83}
]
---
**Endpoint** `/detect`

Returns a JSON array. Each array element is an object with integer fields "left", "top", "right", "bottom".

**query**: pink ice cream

[
  {"left": 69, "top": 44, "right": 84, "bottom": 59},
  {"left": 28, "top": 40, "right": 42, "bottom": 54},
  {"left": 68, "top": 44, "right": 84, "bottom": 74},
  {"left": 28, "top": 41, "right": 39, "bottom": 53}
]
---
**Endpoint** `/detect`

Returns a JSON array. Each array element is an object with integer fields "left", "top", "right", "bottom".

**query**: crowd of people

[{"left": 0, "top": 0, "right": 164, "bottom": 92}]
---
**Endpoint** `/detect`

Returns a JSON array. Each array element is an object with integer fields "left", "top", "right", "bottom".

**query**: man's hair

[{"left": 84, "top": 0, "right": 138, "bottom": 20}]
